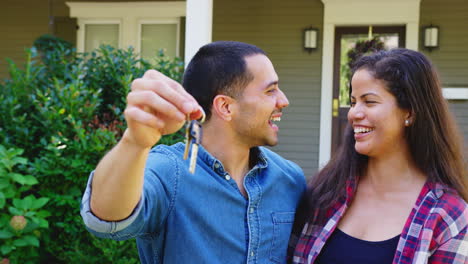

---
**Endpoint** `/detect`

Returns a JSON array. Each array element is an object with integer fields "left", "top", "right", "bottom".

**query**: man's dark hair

[{"left": 182, "top": 41, "right": 266, "bottom": 120}]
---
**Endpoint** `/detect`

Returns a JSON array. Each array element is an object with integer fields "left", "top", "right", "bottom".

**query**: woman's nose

[{"left": 348, "top": 105, "right": 365, "bottom": 121}]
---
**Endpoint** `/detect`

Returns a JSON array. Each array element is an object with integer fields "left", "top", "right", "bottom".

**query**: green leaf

[
  {"left": 0, "top": 168, "right": 7, "bottom": 178},
  {"left": 36, "top": 210, "right": 51, "bottom": 218},
  {"left": 0, "top": 244, "right": 13, "bottom": 255},
  {"left": 0, "top": 159, "right": 13, "bottom": 171},
  {"left": 13, "top": 238, "right": 29, "bottom": 247},
  {"left": 8, "top": 206, "right": 23, "bottom": 215},
  {"left": 8, "top": 148, "right": 24, "bottom": 157},
  {"left": 23, "top": 195, "right": 34, "bottom": 209},
  {"left": 32, "top": 197, "right": 49, "bottom": 209},
  {"left": 10, "top": 173, "right": 27, "bottom": 184},
  {"left": 3, "top": 188, "right": 15, "bottom": 198},
  {"left": 25, "top": 211, "right": 36, "bottom": 217},
  {"left": 13, "top": 198, "right": 24, "bottom": 209},
  {"left": 38, "top": 218, "right": 49, "bottom": 228},
  {"left": 0, "top": 192, "right": 5, "bottom": 209},
  {"left": 0, "top": 230, "right": 14, "bottom": 239},
  {"left": 23, "top": 175, "right": 39, "bottom": 185},
  {"left": 0, "top": 177, "right": 9, "bottom": 189},
  {"left": 22, "top": 235, "right": 40, "bottom": 247},
  {"left": 11, "top": 156, "right": 27, "bottom": 166}
]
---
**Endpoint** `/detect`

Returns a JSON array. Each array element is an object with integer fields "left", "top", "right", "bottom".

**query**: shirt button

[
  {"left": 214, "top": 163, "right": 220, "bottom": 168},
  {"left": 225, "top": 174, "right": 231, "bottom": 180},
  {"left": 250, "top": 208, "right": 255, "bottom": 213},
  {"left": 250, "top": 252, "right": 255, "bottom": 257}
]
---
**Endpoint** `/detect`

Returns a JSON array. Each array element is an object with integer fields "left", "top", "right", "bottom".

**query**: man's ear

[{"left": 212, "top": 95, "right": 235, "bottom": 121}]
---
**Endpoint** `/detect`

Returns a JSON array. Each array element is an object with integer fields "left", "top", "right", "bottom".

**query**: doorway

[{"left": 331, "top": 26, "right": 406, "bottom": 154}]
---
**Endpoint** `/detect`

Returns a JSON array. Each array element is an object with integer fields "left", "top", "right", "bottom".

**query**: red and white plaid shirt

[{"left": 292, "top": 179, "right": 468, "bottom": 264}]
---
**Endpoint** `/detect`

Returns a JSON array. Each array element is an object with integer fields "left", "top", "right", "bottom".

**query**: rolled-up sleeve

[
  {"left": 80, "top": 172, "right": 144, "bottom": 238},
  {"left": 80, "top": 146, "right": 178, "bottom": 241}
]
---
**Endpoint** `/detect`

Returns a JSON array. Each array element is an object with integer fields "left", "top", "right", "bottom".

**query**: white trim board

[
  {"left": 443, "top": 88, "right": 468, "bottom": 100},
  {"left": 67, "top": 2, "right": 186, "bottom": 18},
  {"left": 318, "top": 0, "right": 422, "bottom": 168}
]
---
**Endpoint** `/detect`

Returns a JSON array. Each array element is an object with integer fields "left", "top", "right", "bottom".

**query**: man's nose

[{"left": 277, "top": 89, "right": 289, "bottom": 108}]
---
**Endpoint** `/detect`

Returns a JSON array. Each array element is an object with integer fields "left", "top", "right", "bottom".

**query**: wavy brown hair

[{"left": 295, "top": 49, "right": 468, "bottom": 228}]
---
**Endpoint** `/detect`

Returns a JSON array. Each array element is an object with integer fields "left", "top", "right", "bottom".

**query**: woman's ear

[
  {"left": 404, "top": 110, "right": 415, "bottom": 126},
  {"left": 212, "top": 95, "right": 235, "bottom": 121}
]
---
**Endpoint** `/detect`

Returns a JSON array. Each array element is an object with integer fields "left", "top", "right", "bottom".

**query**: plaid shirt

[{"left": 292, "top": 179, "right": 468, "bottom": 264}]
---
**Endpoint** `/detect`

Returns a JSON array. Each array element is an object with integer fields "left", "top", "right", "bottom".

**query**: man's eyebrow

[{"left": 264, "top": 80, "right": 278, "bottom": 89}]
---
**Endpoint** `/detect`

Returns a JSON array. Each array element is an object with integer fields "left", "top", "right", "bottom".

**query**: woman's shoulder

[
  {"left": 429, "top": 183, "right": 467, "bottom": 215},
  {"left": 425, "top": 183, "right": 467, "bottom": 242}
]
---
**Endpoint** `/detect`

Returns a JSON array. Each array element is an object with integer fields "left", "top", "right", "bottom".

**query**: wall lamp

[
  {"left": 423, "top": 25, "right": 439, "bottom": 50},
  {"left": 304, "top": 27, "right": 318, "bottom": 52}
]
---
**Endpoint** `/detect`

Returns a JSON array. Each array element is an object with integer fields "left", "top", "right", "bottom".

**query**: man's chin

[{"left": 264, "top": 137, "right": 278, "bottom": 147}]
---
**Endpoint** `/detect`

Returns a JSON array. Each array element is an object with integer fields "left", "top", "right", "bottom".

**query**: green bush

[
  {"left": 0, "top": 36, "right": 185, "bottom": 263},
  {"left": 0, "top": 145, "right": 50, "bottom": 264}
]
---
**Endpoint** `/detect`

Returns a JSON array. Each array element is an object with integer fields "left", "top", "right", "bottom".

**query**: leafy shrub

[
  {"left": 0, "top": 35, "right": 185, "bottom": 263},
  {"left": 0, "top": 145, "right": 50, "bottom": 264}
]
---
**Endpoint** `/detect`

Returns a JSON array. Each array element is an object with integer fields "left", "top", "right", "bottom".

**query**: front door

[{"left": 331, "top": 26, "right": 406, "bottom": 154}]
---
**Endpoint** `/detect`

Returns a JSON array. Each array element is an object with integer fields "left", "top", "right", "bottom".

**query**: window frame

[
  {"left": 78, "top": 19, "right": 122, "bottom": 52},
  {"left": 137, "top": 18, "right": 181, "bottom": 58},
  {"left": 67, "top": 1, "right": 186, "bottom": 54}
]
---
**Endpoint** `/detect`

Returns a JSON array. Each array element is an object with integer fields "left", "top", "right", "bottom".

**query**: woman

[{"left": 291, "top": 49, "right": 468, "bottom": 264}]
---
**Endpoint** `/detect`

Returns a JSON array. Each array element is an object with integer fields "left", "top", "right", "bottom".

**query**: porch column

[{"left": 184, "top": 0, "right": 213, "bottom": 66}]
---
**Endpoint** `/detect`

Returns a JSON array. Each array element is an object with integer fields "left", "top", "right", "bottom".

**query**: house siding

[
  {"left": 0, "top": 0, "right": 181, "bottom": 79},
  {"left": 0, "top": 0, "right": 49, "bottom": 79},
  {"left": 2, "top": 0, "right": 466, "bottom": 171},
  {"left": 420, "top": 0, "right": 468, "bottom": 154},
  {"left": 213, "top": 0, "right": 324, "bottom": 176}
]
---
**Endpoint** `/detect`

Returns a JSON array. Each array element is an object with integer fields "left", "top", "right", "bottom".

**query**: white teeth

[
  {"left": 354, "top": 127, "right": 373, "bottom": 133},
  {"left": 270, "top": 117, "right": 281, "bottom": 122}
]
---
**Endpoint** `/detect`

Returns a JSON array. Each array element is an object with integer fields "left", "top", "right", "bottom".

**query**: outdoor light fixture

[
  {"left": 423, "top": 25, "right": 439, "bottom": 50},
  {"left": 304, "top": 27, "right": 318, "bottom": 52}
]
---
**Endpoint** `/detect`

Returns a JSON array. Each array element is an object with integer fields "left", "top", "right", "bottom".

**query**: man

[{"left": 81, "top": 41, "right": 305, "bottom": 263}]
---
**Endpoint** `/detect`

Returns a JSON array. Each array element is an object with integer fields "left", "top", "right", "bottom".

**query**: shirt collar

[{"left": 174, "top": 142, "right": 268, "bottom": 175}]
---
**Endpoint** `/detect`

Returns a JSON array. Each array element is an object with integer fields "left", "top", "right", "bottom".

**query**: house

[{"left": 1, "top": 0, "right": 467, "bottom": 176}]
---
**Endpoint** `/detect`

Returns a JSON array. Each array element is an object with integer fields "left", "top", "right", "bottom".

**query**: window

[
  {"left": 67, "top": 2, "right": 185, "bottom": 58},
  {"left": 139, "top": 19, "right": 180, "bottom": 59},
  {"left": 84, "top": 23, "right": 120, "bottom": 52}
]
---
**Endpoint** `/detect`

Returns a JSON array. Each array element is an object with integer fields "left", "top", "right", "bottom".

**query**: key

[
  {"left": 188, "top": 120, "right": 202, "bottom": 173},
  {"left": 183, "top": 114, "right": 191, "bottom": 160},
  {"left": 183, "top": 110, "right": 206, "bottom": 174}
]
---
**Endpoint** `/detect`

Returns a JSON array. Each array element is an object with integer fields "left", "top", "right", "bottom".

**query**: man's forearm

[{"left": 90, "top": 136, "right": 151, "bottom": 221}]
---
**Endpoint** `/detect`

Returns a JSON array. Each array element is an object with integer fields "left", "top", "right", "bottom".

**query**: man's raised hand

[{"left": 123, "top": 70, "right": 202, "bottom": 149}]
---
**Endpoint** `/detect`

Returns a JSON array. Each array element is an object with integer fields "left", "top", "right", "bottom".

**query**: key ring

[
  {"left": 197, "top": 107, "right": 206, "bottom": 124},
  {"left": 186, "top": 107, "right": 206, "bottom": 124}
]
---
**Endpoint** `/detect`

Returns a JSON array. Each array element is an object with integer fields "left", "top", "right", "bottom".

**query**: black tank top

[{"left": 315, "top": 228, "right": 400, "bottom": 264}]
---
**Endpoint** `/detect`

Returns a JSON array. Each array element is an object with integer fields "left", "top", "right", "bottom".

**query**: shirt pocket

[{"left": 269, "top": 211, "right": 295, "bottom": 263}]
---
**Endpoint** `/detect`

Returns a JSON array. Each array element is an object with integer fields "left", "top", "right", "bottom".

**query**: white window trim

[
  {"left": 77, "top": 19, "right": 122, "bottom": 52},
  {"left": 318, "top": 0, "right": 422, "bottom": 168},
  {"left": 67, "top": 1, "right": 186, "bottom": 53},
  {"left": 443, "top": 88, "right": 468, "bottom": 100},
  {"left": 137, "top": 18, "right": 181, "bottom": 58}
]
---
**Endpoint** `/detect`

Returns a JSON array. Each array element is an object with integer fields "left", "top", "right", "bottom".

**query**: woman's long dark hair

[{"left": 295, "top": 49, "right": 468, "bottom": 228}]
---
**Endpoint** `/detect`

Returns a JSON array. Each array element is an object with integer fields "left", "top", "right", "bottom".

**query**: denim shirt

[{"left": 81, "top": 142, "right": 305, "bottom": 264}]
